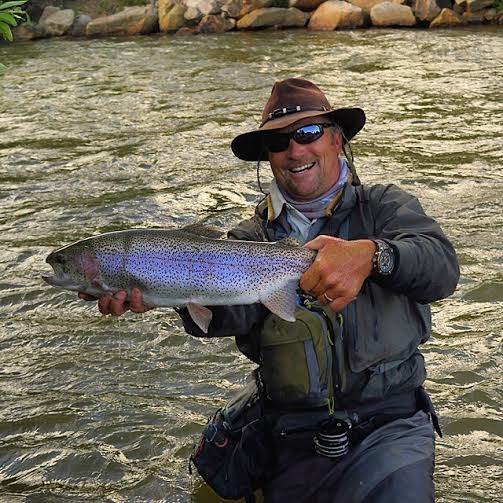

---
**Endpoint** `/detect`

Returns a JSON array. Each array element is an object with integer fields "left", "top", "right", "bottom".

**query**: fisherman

[{"left": 83, "top": 78, "right": 460, "bottom": 502}]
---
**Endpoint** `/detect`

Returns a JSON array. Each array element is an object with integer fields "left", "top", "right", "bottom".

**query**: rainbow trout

[{"left": 42, "top": 228, "right": 316, "bottom": 332}]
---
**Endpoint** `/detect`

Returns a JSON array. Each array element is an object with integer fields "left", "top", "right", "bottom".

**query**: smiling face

[{"left": 267, "top": 115, "right": 343, "bottom": 202}]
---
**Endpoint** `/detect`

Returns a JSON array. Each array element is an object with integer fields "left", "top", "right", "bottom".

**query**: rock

[
  {"left": 429, "top": 7, "right": 466, "bottom": 25},
  {"left": 86, "top": 6, "right": 158, "bottom": 37},
  {"left": 237, "top": 7, "right": 308, "bottom": 28},
  {"left": 308, "top": 0, "right": 365, "bottom": 29},
  {"left": 186, "top": 0, "right": 222, "bottom": 16},
  {"left": 222, "top": 0, "right": 247, "bottom": 17},
  {"left": 413, "top": 0, "right": 441, "bottom": 21},
  {"left": 484, "top": 7, "right": 497, "bottom": 20},
  {"left": 39, "top": 8, "right": 75, "bottom": 36},
  {"left": 12, "top": 23, "right": 47, "bottom": 41},
  {"left": 38, "top": 6, "right": 60, "bottom": 24},
  {"left": 197, "top": 13, "right": 235, "bottom": 31},
  {"left": 289, "top": 0, "right": 326, "bottom": 11},
  {"left": 175, "top": 26, "right": 196, "bottom": 34},
  {"left": 70, "top": 14, "right": 92, "bottom": 37},
  {"left": 436, "top": 0, "right": 453, "bottom": 7},
  {"left": 465, "top": 0, "right": 493, "bottom": 11},
  {"left": 346, "top": 0, "right": 387, "bottom": 14},
  {"left": 159, "top": 0, "right": 187, "bottom": 32},
  {"left": 462, "top": 9, "right": 485, "bottom": 20},
  {"left": 370, "top": 2, "right": 416, "bottom": 25}
]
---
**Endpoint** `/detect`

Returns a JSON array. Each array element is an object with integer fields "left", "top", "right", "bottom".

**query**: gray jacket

[{"left": 180, "top": 182, "right": 459, "bottom": 408}]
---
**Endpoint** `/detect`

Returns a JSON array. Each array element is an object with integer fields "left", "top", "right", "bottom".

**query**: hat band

[{"left": 262, "top": 105, "right": 329, "bottom": 126}]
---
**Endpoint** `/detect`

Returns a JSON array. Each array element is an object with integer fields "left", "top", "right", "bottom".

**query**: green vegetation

[
  {"left": 0, "top": 0, "right": 29, "bottom": 73},
  {"left": 495, "top": 0, "right": 503, "bottom": 12}
]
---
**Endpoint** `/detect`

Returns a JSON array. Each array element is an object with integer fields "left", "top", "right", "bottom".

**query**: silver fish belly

[{"left": 42, "top": 229, "right": 316, "bottom": 332}]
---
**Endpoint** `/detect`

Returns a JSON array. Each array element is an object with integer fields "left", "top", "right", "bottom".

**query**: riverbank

[{"left": 12, "top": 0, "right": 503, "bottom": 41}]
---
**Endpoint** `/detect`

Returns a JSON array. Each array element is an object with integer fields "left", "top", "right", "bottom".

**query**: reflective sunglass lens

[{"left": 293, "top": 124, "right": 323, "bottom": 145}]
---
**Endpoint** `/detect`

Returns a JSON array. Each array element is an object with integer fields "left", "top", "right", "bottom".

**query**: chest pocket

[{"left": 258, "top": 305, "right": 343, "bottom": 409}]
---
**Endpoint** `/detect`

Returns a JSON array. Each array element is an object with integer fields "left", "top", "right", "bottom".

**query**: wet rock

[
  {"left": 222, "top": 0, "right": 247, "bottom": 17},
  {"left": 86, "top": 6, "right": 158, "bottom": 37},
  {"left": 289, "top": 0, "right": 326, "bottom": 11},
  {"left": 465, "top": 0, "right": 493, "bottom": 11},
  {"left": 413, "top": 0, "right": 441, "bottom": 21},
  {"left": 370, "top": 1, "right": 416, "bottom": 25},
  {"left": 39, "top": 8, "right": 75, "bottom": 36},
  {"left": 70, "top": 14, "right": 92, "bottom": 37},
  {"left": 197, "top": 13, "right": 235, "bottom": 31},
  {"left": 159, "top": 0, "right": 187, "bottom": 32},
  {"left": 175, "top": 26, "right": 197, "bottom": 34},
  {"left": 308, "top": 0, "right": 365, "bottom": 30},
  {"left": 429, "top": 7, "right": 466, "bottom": 25}
]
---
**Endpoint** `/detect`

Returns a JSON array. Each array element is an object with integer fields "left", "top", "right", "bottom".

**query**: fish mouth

[{"left": 289, "top": 161, "right": 316, "bottom": 174}]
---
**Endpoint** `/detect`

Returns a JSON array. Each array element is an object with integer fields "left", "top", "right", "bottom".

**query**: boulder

[
  {"left": 429, "top": 7, "right": 466, "bottom": 25},
  {"left": 222, "top": 0, "right": 248, "bottom": 17},
  {"left": 186, "top": 0, "right": 222, "bottom": 16},
  {"left": 289, "top": 0, "right": 326, "bottom": 11},
  {"left": 484, "top": 7, "right": 497, "bottom": 20},
  {"left": 308, "top": 0, "right": 365, "bottom": 29},
  {"left": 86, "top": 6, "right": 158, "bottom": 37},
  {"left": 70, "top": 14, "right": 92, "bottom": 37},
  {"left": 237, "top": 7, "right": 308, "bottom": 28},
  {"left": 462, "top": 9, "right": 485, "bottom": 20},
  {"left": 437, "top": 0, "right": 453, "bottom": 7},
  {"left": 175, "top": 26, "right": 197, "bottom": 34},
  {"left": 39, "top": 8, "right": 75, "bottom": 36},
  {"left": 465, "top": 0, "right": 493, "bottom": 11},
  {"left": 38, "top": 6, "right": 60, "bottom": 24},
  {"left": 197, "top": 13, "right": 235, "bottom": 31},
  {"left": 12, "top": 23, "right": 47, "bottom": 41},
  {"left": 413, "top": 0, "right": 441, "bottom": 21},
  {"left": 159, "top": 0, "right": 187, "bottom": 32},
  {"left": 346, "top": 0, "right": 387, "bottom": 14},
  {"left": 370, "top": 2, "right": 416, "bottom": 25}
]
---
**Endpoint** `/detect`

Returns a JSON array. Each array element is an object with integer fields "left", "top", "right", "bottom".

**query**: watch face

[{"left": 378, "top": 247, "right": 394, "bottom": 275}]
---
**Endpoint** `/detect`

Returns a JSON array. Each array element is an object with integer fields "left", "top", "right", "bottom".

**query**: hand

[
  {"left": 300, "top": 236, "right": 376, "bottom": 312},
  {"left": 78, "top": 287, "right": 152, "bottom": 316}
]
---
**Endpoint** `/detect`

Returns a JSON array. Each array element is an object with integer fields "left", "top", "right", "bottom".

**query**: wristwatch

[{"left": 372, "top": 240, "right": 395, "bottom": 277}]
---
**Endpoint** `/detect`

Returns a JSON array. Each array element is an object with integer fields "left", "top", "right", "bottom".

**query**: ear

[{"left": 332, "top": 127, "right": 343, "bottom": 153}]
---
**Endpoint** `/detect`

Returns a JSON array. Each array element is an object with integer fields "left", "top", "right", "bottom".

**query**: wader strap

[{"left": 416, "top": 386, "right": 443, "bottom": 437}]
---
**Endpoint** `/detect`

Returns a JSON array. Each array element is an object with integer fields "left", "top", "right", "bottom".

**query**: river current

[{"left": 0, "top": 27, "right": 502, "bottom": 502}]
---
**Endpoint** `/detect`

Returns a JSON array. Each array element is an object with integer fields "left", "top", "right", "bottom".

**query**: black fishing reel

[{"left": 313, "top": 418, "right": 351, "bottom": 458}]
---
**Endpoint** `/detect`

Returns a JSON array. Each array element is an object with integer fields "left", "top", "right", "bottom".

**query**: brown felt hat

[{"left": 231, "top": 78, "right": 366, "bottom": 161}]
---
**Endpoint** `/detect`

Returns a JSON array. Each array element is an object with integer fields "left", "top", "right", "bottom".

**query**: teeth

[{"left": 290, "top": 162, "right": 315, "bottom": 173}]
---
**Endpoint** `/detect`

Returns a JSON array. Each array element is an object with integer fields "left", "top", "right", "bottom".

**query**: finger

[
  {"left": 129, "top": 287, "right": 152, "bottom": 313},
  {"left": 300, "top": 264, "right": 321, "bottom": 293},
  {"left": 109, "top": 291, "right": 128, "bottom": 316},
  {"left": 98, "top": 294, "right": 113, "bottom": 315},
  {"left": 328, "top": 296, "right": 356, "bottom": 313},
  {"left": 303, "top": 236, "right": 325, "bottom": 251}
]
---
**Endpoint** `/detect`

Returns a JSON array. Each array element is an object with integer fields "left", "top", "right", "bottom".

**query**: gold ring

[{"left": 323, "top": 292, "right": 334, "bottom": 303}]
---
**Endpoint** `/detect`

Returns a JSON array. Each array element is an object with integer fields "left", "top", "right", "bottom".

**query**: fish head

[{"left": 42, "top": 241, "right": 100, "bottom": 293}]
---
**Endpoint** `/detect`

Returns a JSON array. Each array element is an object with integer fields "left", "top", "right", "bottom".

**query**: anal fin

[{"left": 187, "top": 303, "right": 213, "bottom": 334}]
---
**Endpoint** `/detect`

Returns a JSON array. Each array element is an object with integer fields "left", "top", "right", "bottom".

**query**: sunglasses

[{"left": 262, "top": 123, "right": 334, "bottom": 153}]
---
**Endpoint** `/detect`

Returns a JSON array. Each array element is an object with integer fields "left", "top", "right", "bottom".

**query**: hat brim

[{"left": 231, "top": 108, "right": 366, "bottom": 162}]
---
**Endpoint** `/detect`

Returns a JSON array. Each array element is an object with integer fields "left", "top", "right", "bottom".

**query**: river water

[{"left": 0, "top": 27, "right": 502, "bottom": 502}]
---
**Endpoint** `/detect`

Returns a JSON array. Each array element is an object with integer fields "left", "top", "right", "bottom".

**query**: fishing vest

[{"left": 246, "top": 183, "right": 430, "bottom": 408}]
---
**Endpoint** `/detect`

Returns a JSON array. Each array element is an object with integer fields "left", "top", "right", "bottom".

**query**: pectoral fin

[
  {"left": 187, "top": 303, "right": 213, "bottom": 334},
  {"left": 260, "top": 279, "right": 298, "bottom": 322}
]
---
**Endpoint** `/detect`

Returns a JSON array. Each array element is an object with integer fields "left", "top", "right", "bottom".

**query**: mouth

[{"left": 289, "top": 161, "right": 316, "bottom": 174}]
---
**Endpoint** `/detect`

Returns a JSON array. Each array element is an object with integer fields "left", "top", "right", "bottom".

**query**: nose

[{"left": 287, "top": 138, "right": 308, "bottom": 159}]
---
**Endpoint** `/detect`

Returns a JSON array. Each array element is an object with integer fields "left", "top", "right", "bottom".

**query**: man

[{"left": 86, "top": 78, "right": 459, "bottom": 502}]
